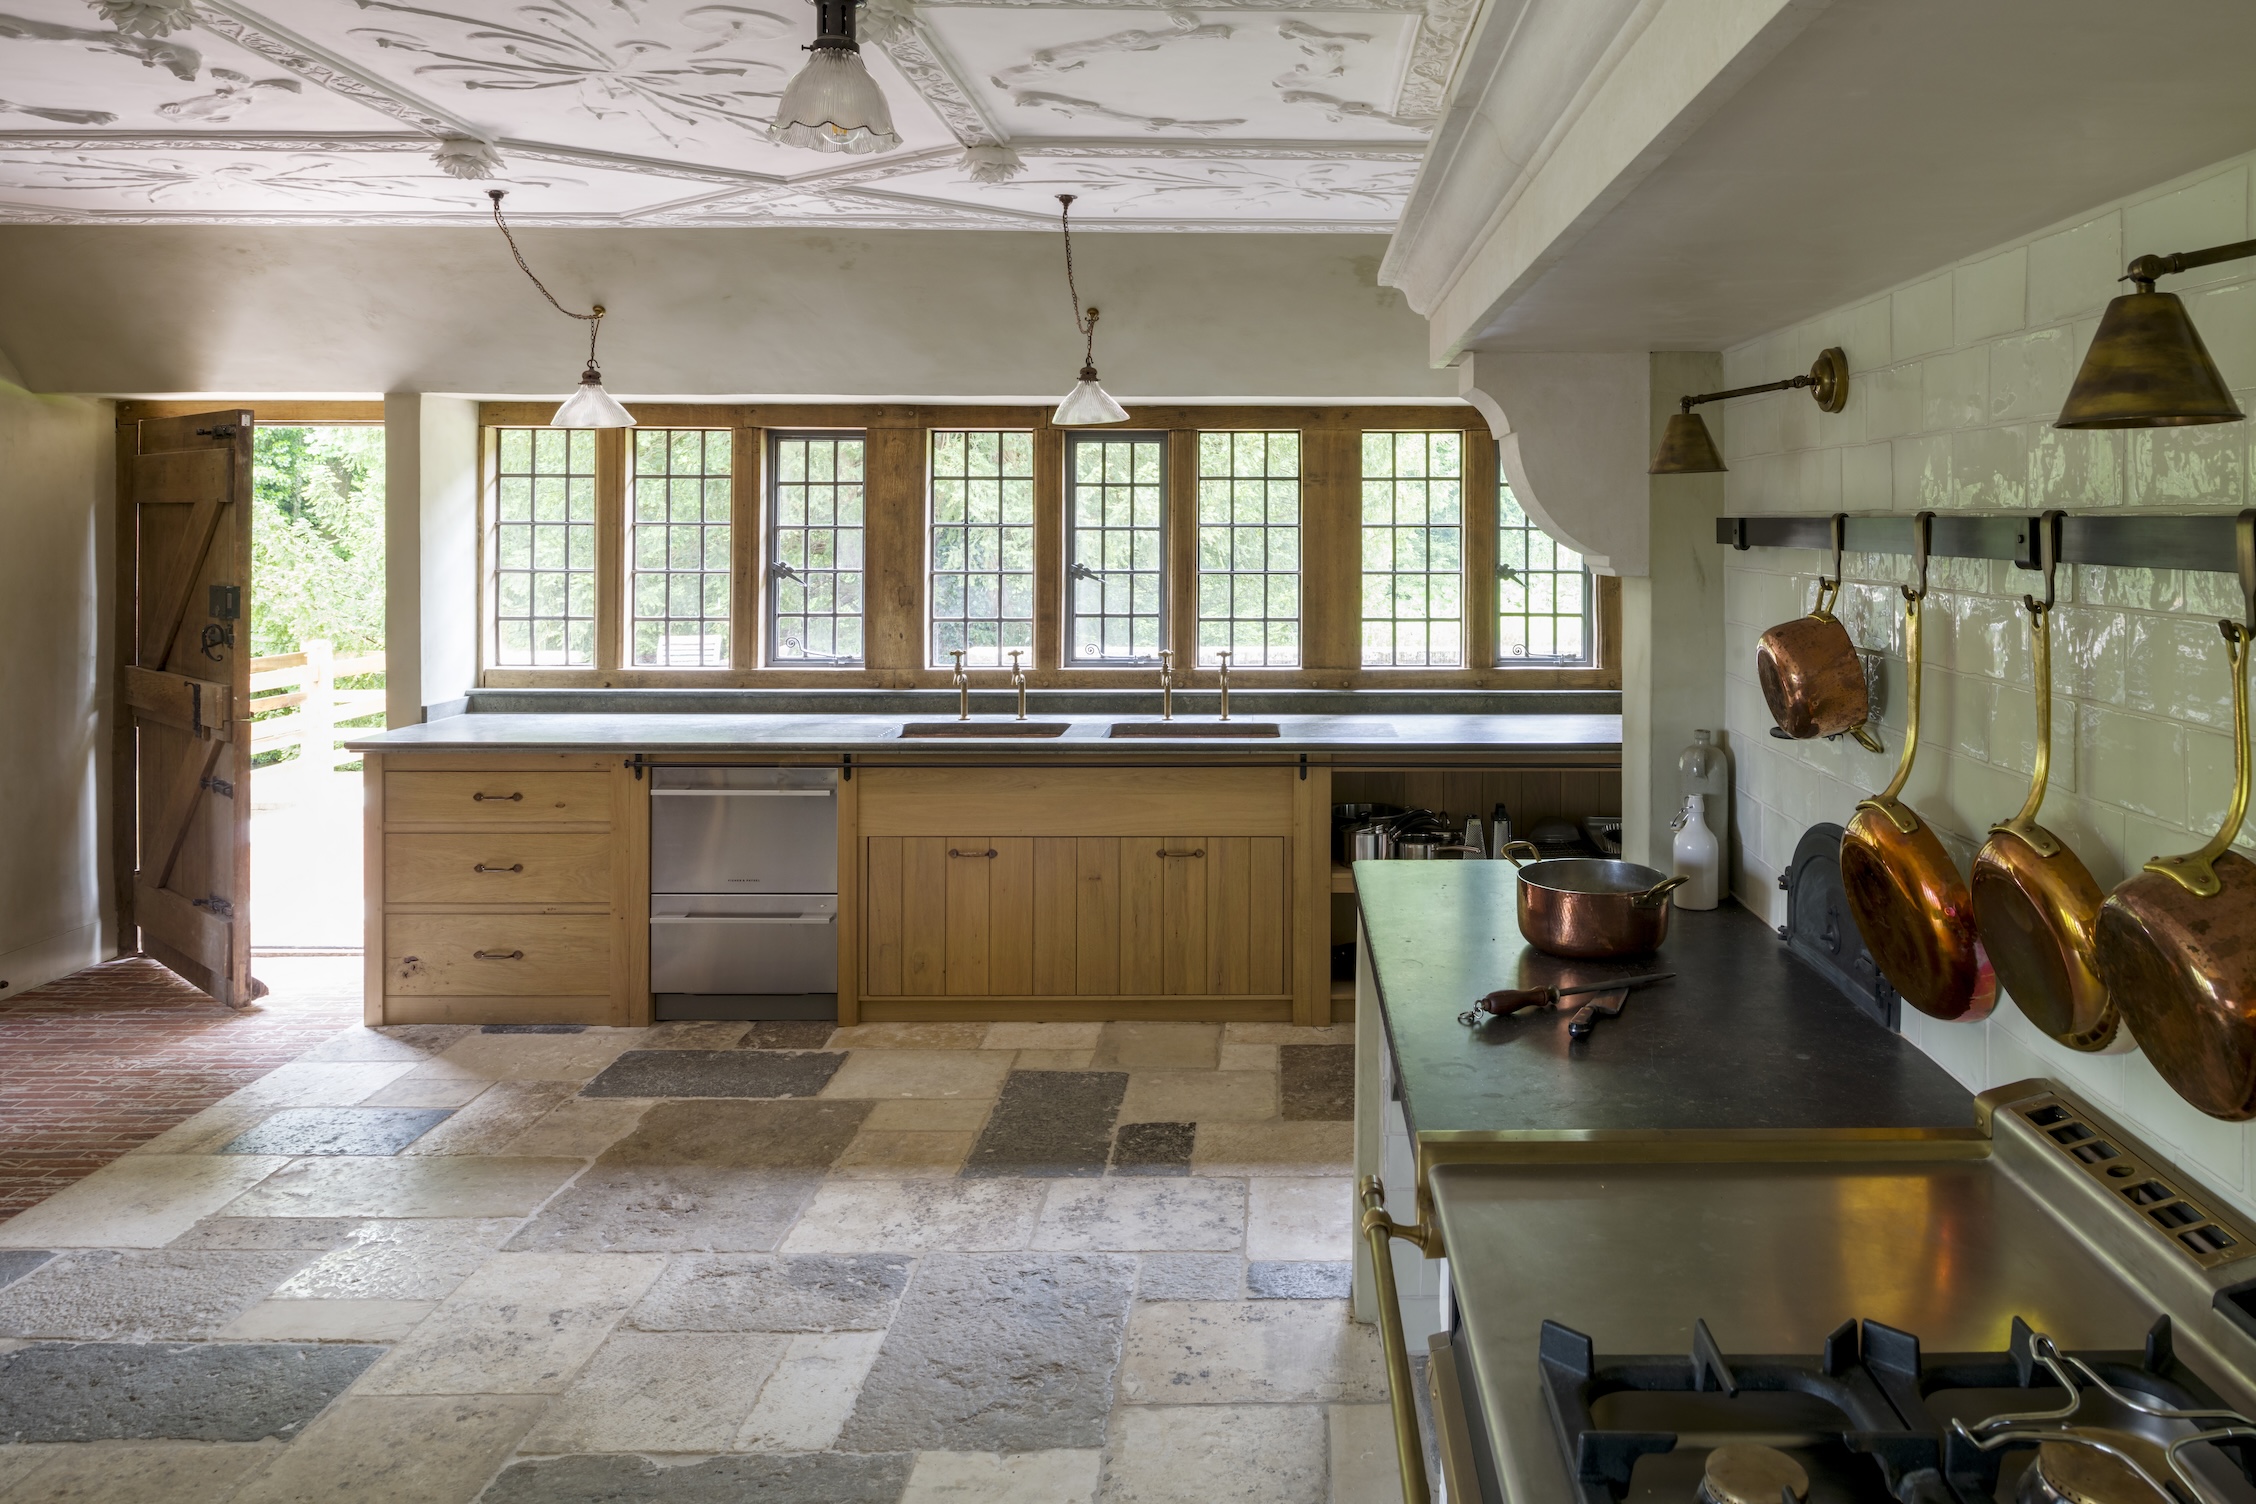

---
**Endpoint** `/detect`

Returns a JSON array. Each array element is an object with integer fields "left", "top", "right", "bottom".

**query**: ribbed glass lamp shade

[
  {"left": 2056, "top": 290, "right": 2246, "bottom": 428},
  {"left": 1648, "top": 411, "right": 1726, "bottom": 474},
  {"left": 770, "top": 50, "right": 900, "bottom": 154},
  {"left": 1053, "top": 374, "right": 1129, "bottom": 427},
  {"left": 552, "top": 368, "right": 636, "bottom": 429}
]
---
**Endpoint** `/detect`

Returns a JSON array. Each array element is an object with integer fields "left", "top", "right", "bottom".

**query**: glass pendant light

[
  {"left": 770, "top": 0, "right": 900, "bottom": 155},
  {"left": 487, "top": 189, "right": 635, "bottom": 430},
  {"left": 1052, "top": 195, "right": 1129, "bottom": 427}
]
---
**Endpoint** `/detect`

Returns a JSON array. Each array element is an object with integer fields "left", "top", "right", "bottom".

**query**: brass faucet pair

[
  {"left": 1157, "top": 648, "right": 1231, "bottom": 721},
  {"left": 950, "top": 649, "right": 1029, "bottom": 721}
]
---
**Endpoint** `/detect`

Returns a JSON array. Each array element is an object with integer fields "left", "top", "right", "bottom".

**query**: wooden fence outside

[{"left": 248, "top": 640, "right": 385, "bottom": 772}]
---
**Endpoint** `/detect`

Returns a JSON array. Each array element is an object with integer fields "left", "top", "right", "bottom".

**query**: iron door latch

[{"left": 192, "top": 895, "right": 236, "bottom": 919}]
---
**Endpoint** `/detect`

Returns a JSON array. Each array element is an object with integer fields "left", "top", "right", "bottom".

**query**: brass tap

[
  {"left": 1216, "top": 648, "right": 1232, "bottom": 721},
  {"left": 1009, "top": 649, "right": 1027, "bottom": 721},
  {"left": 951, "top": 650, "right": 970, "bottom": 721},
  {"left": 1158, "top": 649, "right": 1174, "bottom": 720}
]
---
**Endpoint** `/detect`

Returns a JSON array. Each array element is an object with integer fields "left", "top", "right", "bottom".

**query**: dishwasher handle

[
  {"left": 650, "top": 789, "right": 834, "bottom": 798},
  {"left": 651, "top": 912, "right": 837, "bottom": 925}
]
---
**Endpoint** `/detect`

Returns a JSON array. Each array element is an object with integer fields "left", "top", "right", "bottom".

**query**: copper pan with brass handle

[
  {"left": 1757, "top": 513, "right": 1886, "bottom": 753},
  {"left": 1840, "top": 512, "right": 1998, "bottom": 1022},
  {"left": 1970, "top": 511, "right": 2122, "bottom": 1052},
  {"left": 2095, "top": 511, "right": 2256, "bottom": 1119}
]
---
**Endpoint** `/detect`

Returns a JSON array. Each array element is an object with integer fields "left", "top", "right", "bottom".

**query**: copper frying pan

[
  {"left": 2093, "top": 512, "right": 2256, "bottom": 1119},
  {"left": 1969, "top": 513, "right": 2119, "bottom": 1052},
  {"left": 1758, "top": 514, "right": 1886, "bottom": 753},
  {"left": 1841, "top": 511, "right": 1997, "bottom": 1022}
]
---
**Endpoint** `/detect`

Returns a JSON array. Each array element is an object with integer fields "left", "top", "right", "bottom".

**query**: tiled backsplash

[{"left": 1719, "top": 150, "right": 2256, "bottom": 1219}]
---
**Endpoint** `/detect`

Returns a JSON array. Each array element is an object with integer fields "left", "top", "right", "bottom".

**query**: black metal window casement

[
  {"left": 630, "top": 428, "right": 733, "bottom": 667},
  {"left": 929, "top": 428, "right": 1037, "bottom": 668},
  {"left": 1195, "top": 429, "right": 1302, "bottom": 667},
  {"left": 767, "top": 430, "right": 867, "bottom": 665},
  {"left": 1065, "top": 431, "right": 1168, "bottom": 665},
  {"left": 491, "top": 426, "right": 598, "bottom": 667},
  {"left": 1496, "top": 473, "right": 1594, "bottom": 666}
]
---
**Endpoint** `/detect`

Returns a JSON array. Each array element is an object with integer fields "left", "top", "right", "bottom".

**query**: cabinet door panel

[
  {"left": 903, "top": 838, "right": 949, "bottom": 996},
  {"left": 988, "top": 838, "right": 1035, "bottom": 996},
  {"left": 943, "top": 836, "right": 992, "bottom": 995},
  {"left": 865, "top": 837, "right": 905, "bottom": 996},
  {"left": 1247, "top": 837, "right": 1288, "bottom": 995},
  {"left": 1120, "top": 842, "right": 1164, "bottom": 994},
  {"left": 1205, "top": 837, "right": 1252, "bottom": 995},
  {"left": 1158, "top": 836, "right": 1209, "bottom": 996},
  {"left": 1031, "top": 838, "right": 1078, "bottom": 995},
  {"left": 1074, "top": 838, "right": 1121, "bottom": 995}
]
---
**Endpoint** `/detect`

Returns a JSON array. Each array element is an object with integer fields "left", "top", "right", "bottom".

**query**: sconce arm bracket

[{"left": 2126, "top": 238, "right": 2256, "bottom": 291}]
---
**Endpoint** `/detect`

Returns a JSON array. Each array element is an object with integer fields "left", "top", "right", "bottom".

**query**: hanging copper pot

[
  {"left": 1840, "top": 512, "right": 1997, "bottom": 1022},
  {"left": 2094, "top": 512, "right": 2256, "bottom": 1119},
  {"left": 1969, "top": 513, "right": 2118, "bottom": 1052},
  {"left": 1758, "top": 514, "right": 1885, "bottom": 753}
]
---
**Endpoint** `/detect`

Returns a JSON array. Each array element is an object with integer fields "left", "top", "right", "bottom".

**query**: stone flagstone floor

[{"left": 0, "top": 1010, "right": 1395, "bottom": 1502}]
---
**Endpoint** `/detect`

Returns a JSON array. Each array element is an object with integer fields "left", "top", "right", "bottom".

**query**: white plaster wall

[
  {"left": 0, "top": 386, "right": 115, "bottom": 997},
  {"left": 1721, "top": 149, "right": 2256, "bottom": 1219},
  {"left": 0, "top": 227, "right": 1453, "bottom": 404}
]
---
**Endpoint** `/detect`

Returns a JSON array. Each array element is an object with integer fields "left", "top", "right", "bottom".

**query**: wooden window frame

[{"left": 474, "top": 402, "right": 1620, "bottom": 691}]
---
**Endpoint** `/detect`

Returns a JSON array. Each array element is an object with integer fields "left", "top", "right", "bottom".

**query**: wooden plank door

[{"left": 125, "top": 411, "right": 257, "bottom": 1006}]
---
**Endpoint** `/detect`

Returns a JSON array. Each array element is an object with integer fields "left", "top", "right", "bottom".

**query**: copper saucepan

[
  {"left": 2094, "top": 512, "right": 2256, "bottom": 1119},
  {"left": 1970, "top": 513, "right": 2120, "bottom": 1052},
  {"left": 1758, "top": 513, "right": 1885, "bottom": 753},
  {"left": 1841, "top": 511, "right": 1997, "bottom": 1022},
  {"left": 1500, "top": 841, "right": 1686, "bottom": 959}
]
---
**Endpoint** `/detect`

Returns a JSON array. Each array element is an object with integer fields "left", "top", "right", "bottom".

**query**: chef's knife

[{"left": 1459, "top": 972, "right": 1673, "bottom": 1026}]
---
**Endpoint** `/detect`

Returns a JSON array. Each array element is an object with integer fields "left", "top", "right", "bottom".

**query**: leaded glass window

[
  {"left": 492, "top": 426, "right": 597, "bottom": 666},
  {"left": 929, "top": 430, "right": 1035, "bottom": 666},
  {"left": 1066, "top": 432, "right": 1166, "bottom": 664},
  {"left": 630, "top": 428, "right": 732, "bottom": 667},
  {"left": 768, "top": 432, "right": 865, "bottom": 664},
  {"left": 1195, "top": 431, "right": 1300, "bottom": 666},
  {"left": 1497, "top": 474, "right": 1592, "bottom": 664},
  {"left": 1360, "top": 430, "right": 1463, "bottom": 668}
]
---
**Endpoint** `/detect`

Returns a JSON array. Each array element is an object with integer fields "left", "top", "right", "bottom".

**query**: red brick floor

[{"left": 0, "top": 955, "right": 361, "bottom": 1221}]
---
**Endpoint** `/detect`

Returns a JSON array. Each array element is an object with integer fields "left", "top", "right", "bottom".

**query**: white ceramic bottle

[{"left": 1671, "top": 793, "right": 1721, "bottom": 910}]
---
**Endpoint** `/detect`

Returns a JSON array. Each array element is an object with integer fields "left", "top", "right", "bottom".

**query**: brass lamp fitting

[
  {"left": 1650, "top": 347, "right": 1849, "bottom": 475},
  {"left": 2056, "top": 238, "right": 2256, "bottom": 429}
]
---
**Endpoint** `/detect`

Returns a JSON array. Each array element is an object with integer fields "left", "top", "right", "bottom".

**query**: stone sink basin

[
  {"left": 898, "top": 722, "right": 1073, "bottom": 737},
  {"left": 1106, "top": 722, "right": 1282, "bottom": 738}
]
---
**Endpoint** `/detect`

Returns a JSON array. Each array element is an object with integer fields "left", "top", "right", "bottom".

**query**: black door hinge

[
  {"left": 626, "top": 753, "right": 647, "bottom": 781},
  {"left": 201, "top": 776, "right": 234, "bottom": 798},
  {"left": 842, "top": 753, "right": 853, "bottom": 782},
  {"left": 195, "top": 424, "right": 238, "bottom": 439},
  {"left": 192, "top": 895, "right": 236, "bottom": 919},
  {"left": 200, "top": 622, "right": 234, "bottom": 661},
  {"left": 1298, "top": 752, "right": 1308, "bottom": 781}
]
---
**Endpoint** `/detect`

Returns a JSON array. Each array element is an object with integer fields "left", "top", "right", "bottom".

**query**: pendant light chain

[
  {"left": 1059, "top": 194, "right": 1098, "bottom": 376},
  {"left": 489, "top": 188, "right": 604, "bottom": 371}
]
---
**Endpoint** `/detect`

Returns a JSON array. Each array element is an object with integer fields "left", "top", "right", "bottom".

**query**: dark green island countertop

[{"left": 1354, "top": 862, "right": 1976, "bottom": 1142}]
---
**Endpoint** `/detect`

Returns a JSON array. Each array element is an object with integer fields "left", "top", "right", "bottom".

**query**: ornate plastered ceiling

[{"left": 0, "top": 0, "right": 1472, "bottom": 229}]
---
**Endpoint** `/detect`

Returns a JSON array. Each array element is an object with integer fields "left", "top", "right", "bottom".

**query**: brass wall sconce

[
  {"left": 2056, "top": 238, "right": 2256, "bottom": 428},
  {"left": 1649, "top": 347, "right": 1849, "bottom": 474}
]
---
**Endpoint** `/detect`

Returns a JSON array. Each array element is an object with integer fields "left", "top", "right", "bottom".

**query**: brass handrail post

[{"left": 1360, "top": 1175, "right": 1434, "bottom": 1504}]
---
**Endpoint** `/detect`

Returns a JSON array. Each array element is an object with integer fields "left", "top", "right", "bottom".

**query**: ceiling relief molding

[
  {"left": 87, "top": 0, "right": 195, "bottom": 37},
  {"left": 991, "top": 13, "right": 1233, "bottom": 91},
  {"left": 1265, "top": 16, "right": 1426, "bottom": 131},
  {"left": 0, "top": 98, "right": 118, "bottom": 124},
  {"left": 0, "top": 10, "right": 201, "bottom": 80},
  {"left": 156, "top": 66, "right": 301, "bottom": 122},
  {"left": 190, "top": 2, "right": 467, "bottom": 134},
  {"left": 1009, "top": 92, "right": 1245, "bottom": 135},
  {"left": 1393, "top": 0, "right": 1478, "bottom": 123},
  {"left": 864, "top": 0, "right": 1003, "bottom": 148},
  {"left": 0, "top": 146, "right": 585, "bottom": 203}
]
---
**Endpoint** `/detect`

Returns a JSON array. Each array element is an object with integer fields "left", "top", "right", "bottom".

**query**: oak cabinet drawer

[
  {"left": 386, "top": 770, "right": 610, "bottom": 827},
  {"left": 385, "top": 914, "right": 612, "bottom": 997},
  {"left": 385, "top": 833, "right": 612, "bottom": 906}
]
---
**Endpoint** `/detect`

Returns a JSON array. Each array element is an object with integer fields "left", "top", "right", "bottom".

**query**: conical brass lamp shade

[
  {"left": 2056, "top": 290, "right": 2245, "bottom": 428},
  {"left": 1649, "top": 411, "right": 1727, "bottom": 474}
]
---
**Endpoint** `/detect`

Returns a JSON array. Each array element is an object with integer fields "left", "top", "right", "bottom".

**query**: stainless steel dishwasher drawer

[
  {"left": 650, "top": 767, "right": 838, "bottom": 894},
  {"left": 649, "top": 893, "right": 839, "bottom": 996}
]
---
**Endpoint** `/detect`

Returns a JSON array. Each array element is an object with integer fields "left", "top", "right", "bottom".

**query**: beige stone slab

[
  {"left": 637, "top": 1021, "right": 751, "bottom": 1049},
  {"left": 357, "top": 1075, "right": 492, "bottom": 1110},
  {"left": 832, "top": 1131, "right": 975, "bottom": 1180},
  {"left": 1012, "top": 1050, "right": 1098, "bottom": 1071},
  {"left": 497, "top": 1098, "right": 651, "bottom": 1158},
  {"left": 400, "top": 1082, "right": 576, "bottom": 1156},
  {"left": 734, "top": 1330, "right": 886, "bottom": 1452},
  {"left": 218, "top": 1157, "right": 584, "bottom": 1221},
  {"left": 0, "top": 1440, "right": 283, "bottom": 1503},
  {"left": 1032, "top": 1180, "right": 1245, "bottom": 1254},
  {"left": 1223, "top": 1024, "right": 1355, "bottom": 1045},
  {"left": 520, "top": 1330, "right": 790, "bottom": 1453},
  {"left": 352, "top": 1251, "right": 666, "bottom": 1395},
  {"left": 1247, "top": 1177, "right": 1354, "bottom": 1262},
  {"left": 0, "top": 1446, "right": 62, "bottom": 1492},
  {"left": 224, "top": 1063, "right": 418, "bottom": 1109},
  {"left": 220, "top": 1298, "right": 437, "bottom": 1343},
  {"left": 425, "top": 1031, "right": 636, "bottom": 1082},
  {"left": 903, "top": 1449, "right": 1101, "bottom": 1503},
  {"left": 781, "top": 1181, "right": 1045, "bottom": 1254},
  {"left": 1216, "top": 1043, "right": 1278, "bottom": 1073},
  {"left": 1329, "top": 1402, "right": 1401, "bottom": 1504},
  {"left": 1191, "top": 1122, "right": 1353, "bottom": 1178},
  {"left": 1116, "top": 1301, "right": 1384, "bottom": 1405},
  {"left": 296, "top": 1028, "right": 449, "bottom": 1063},
  {"left": 123, "top": 1103, "right": 273, "bottom": 1157},
  {"left": 862, "top": 1098, "right": 994, "bottom": 1133},
  {"left": 826, "top": 1023, "right": 988, "bottom": 1049},
  {"left": 982, "top": 1022, "right": 1103, "bottom": 1050},
  {"left": 226, "top": 1394, "right": 546, "bottom": 1504},
  {"left": 1092, "top": 1023, "right": 1221, "bottom": 1071},
  {"left": 0, "top": 1156, "right": 291, "bottom": 1250},
  {"left": 274, "top": 1218, "right": 521, "bottom": 1301},
  {"left": 1117, "top": 1072, "right": 1278, "bottom": 1125},
  {"left": 1100, "top": 1404, "right": 1326, "bottom": 1504},
  {"left": 819, "top": 1050, "right": 1013, "bottom": 1101}
]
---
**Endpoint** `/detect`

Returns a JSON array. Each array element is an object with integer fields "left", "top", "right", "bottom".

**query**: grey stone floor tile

[
  {"left": 741, "top": 1020, "right": 836, "bottom": 1050},
  {"left": 1108, "top": 1123, "right": 1193, "bottom": 1177},
  {"left": 1134, "top": 1253, "right": 1241, "bottom": 1302},
  {"left": 595, "top": 1099, "right": 871, "bottom": 1170},
  {"left": 1091, "top": 1023, "right": 1221, "bottom": 1071},
  {"left": 630, "top": 1252, "right": 914, "bottom": 1333},
  {"left": 581, "top": 1049, "right": 844, "bottom": 1099},
  {"left": 639, "top": 1021, "right": 754, "bottom": 1049},
  {"left": 218, "top": 1107, "right": 454, "bottom": 1157},
  {"left": 1246, "top": 1261, "right": 1353, "bottom": 1300},
  {"left": 899, "top": 1449, "right": 1103, "bottom": 1503},
  {"left": 0, "top": 1251, "right": 53, "bottom": 1290},
  {"left": 401, "top": 1083, "right": 577, "bottom": 1157},
  {"left": 480, "top": 1452, "right": 914, "bottom": 1504},
  {"left": 481, "top": 1023, "right": 586, "bottom": 1033},
  {"left": 502, "top": 1168, "right": 822, "bottom": 1255},
  {"left": 518, "top": 1330, "right": 790, "bottom": 1453},
  {"left": 1116, "top": 1300, "right": 1384, "bottom": 1404},
  {"left": 274, "top": 1218, "right": 520, "bottom": 1301},
  {"left": 226, "top": 1393, "right": 544, "bottom": 1504},
  {"left": 781, "top": 1180, "right": 1045, "bottom": 1255},
  {"left": 0, "top": 1342, "right": 382, "bottom": 1442},
  {"left": 839, "top": 1252, "right": 1135, "bottom": 1453},
  {"left": 1278, "top": 1045, "right": 1354, "bottom": 1121},
  {"left": 962, "top": 1072, "right": 1126, "bottom": 1179},
  {"left": 294, "top": 1025, "right": 466, "bottom": 1063},
  {"left": 1032, "top": 1180, "right": 1245, "bottom": 1254},
  {"left": 0, "top": 1439, "right": 284, "bottom": 1502},
  {"left": 166, "top": 1219, "right": 364, "bottom": 1252},
  {"left": 1099, "top": 1404, "right": 1325, "bottom": 1504},
  {"left": 352, "top": 1252, "right": 664, "bottom": 1396},
  {"left": 0, "top": 1250, "right": 313, "bottom": 1340},
  {"left": 218, "top": 1156, "right": 584, "bottom": 1221}
]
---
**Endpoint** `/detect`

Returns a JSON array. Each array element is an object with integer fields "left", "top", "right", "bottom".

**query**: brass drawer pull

[
  {"left": 948, "top": 848, "right": 998, "bottom": 859},
  {"left": 473, "top": 863, "right": 525, "bottom": 874},
  {"left": 1157, "top": 848, "right": 1205, "bottom": 859},
  {"left": 473, "top": 948, "right": 525, "bottom": 961},
  {"left": 472, "top": 791, "right": 524, "bottom": 803}
]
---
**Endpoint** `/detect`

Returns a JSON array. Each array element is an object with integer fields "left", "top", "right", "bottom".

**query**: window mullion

[
  {"left": 1167, "top": 428, "right": 1196, "bottom": 668},
  {"left": 734, "top": 424, "right": 762, "bottom": 673},
  {"left": 596, "top": 426, "right": 625, "bottom": 674},
  {"left": 1467, "top": 433, "right": 1499, "bottom": 673}
]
